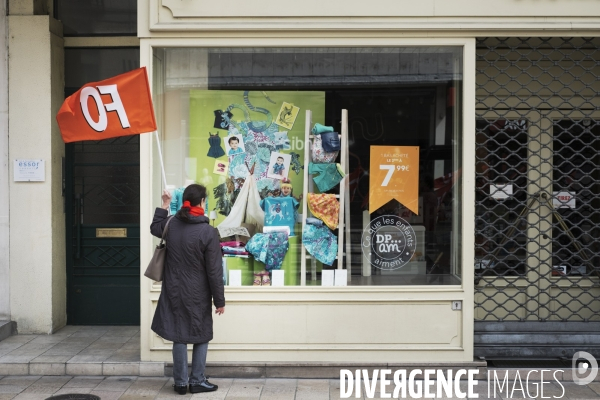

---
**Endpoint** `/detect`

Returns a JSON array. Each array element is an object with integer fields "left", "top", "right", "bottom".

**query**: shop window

[
  {"left": 475, "top": 119, "right": 529, "bottom": 277},
  {"left": 55, "top": 0, "right": 136, "bottom": 36},
  {"left": 154, "top": 47, "right": 463, "bottom": 286},
  {"left": 552, "top": 120, "right": 600, "bottom": 277}
]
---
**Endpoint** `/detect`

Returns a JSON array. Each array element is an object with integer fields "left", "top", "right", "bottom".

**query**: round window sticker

[{"left": 361, "top": 215, "right": 417, "bottom": 270}]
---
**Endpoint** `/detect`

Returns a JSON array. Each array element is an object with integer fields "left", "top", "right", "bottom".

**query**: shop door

[
  {"left": 65, "top": 136, "right": 140, "bottom": 325},
  {"left": 474, "top": 37, "right": 600, "bottom": 359}
]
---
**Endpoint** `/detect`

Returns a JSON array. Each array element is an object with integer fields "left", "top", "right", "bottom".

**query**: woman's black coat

[{"left": 150, "top": 208, "right": 225, "bottom": 344}]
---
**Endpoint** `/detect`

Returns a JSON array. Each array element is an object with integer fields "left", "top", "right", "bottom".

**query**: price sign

[{"left": 369, "top": 146, "right": 419, "bottom": 214}]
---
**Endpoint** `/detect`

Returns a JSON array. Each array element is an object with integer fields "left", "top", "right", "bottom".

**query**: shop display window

[{"left": 153, "top": 47, "right": 463, "bottom": 286}]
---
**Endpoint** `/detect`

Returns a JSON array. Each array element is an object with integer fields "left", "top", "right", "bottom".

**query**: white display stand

[{"left": 300, "top": 109, "right": 351, "bottom": 285}]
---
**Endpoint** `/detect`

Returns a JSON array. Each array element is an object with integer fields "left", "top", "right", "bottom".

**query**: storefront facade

[
  {"left": 137, "top": 1, "right": 600, "bottom": 364},
  {"left": 3, "top": 0, "right": 600, "bottom": 366}
]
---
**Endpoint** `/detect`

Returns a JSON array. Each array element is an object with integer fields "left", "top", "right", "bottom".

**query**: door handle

[{"left": 75, "top": 193, "right": 82, "bottom": 259}]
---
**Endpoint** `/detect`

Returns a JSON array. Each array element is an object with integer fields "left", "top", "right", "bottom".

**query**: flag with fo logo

[{"left": 57, "top": 67, "right": 157, "bottom": 143}]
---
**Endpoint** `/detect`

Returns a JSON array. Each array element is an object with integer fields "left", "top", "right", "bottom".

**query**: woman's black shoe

[
  {"left": 189, "top": 380, "right": 218, "bottom": 393},
  {"left": 173, "top": 384, "right": 187, "bottom": 395}
]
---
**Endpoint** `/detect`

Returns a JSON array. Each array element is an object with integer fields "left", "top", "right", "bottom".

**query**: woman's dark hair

[{"left": 176, "top": 184, "right": 207, "bottom": 221}]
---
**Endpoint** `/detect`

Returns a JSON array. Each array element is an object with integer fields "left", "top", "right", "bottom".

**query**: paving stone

[
  {"left": 96, "top": 336, "right": 132, "bottom": 344},
  {"left": 0, "top": 336, "right": 36, "bottom": 345},
  {"left": 10, "top": 394, "right": 49, "bottom": 400},
  {"left": 95, "top": 376, "right": 136, "bottom": 392},
  {"left": 62, "top": 376, "right": 105, "bottom": 388},
  {"left": 33, "top": 376, "right": 72, "bottom": 388},
  {"left": 0, "top": 386, "right": 28, "bottom": 394},
  {"left": 127, "top": 377, "right": 169, "bottom": 391},
  {"left": 258, "top": 378, "right": 296, "bottom": 400},
  {"left": 68, "top": 354, "right": 112, "bottom": 363},
  {"left": 0, "top": 394, "right": 17, "bottom": 400},
  {"left": 28, "top": 336, "right": 66, "bottom": 345},
  {"left": 51, "top": 388, "right": 93, "bottom": 396},
  {"left": 29, "top": 363, "right": 66, "bottom": 376},
  {"left": 139, "top": 363, "right": 164, "bottom": 377},
  {"left": 20, "top": 386, "right": 58, "bottom": 395},
  {"left": 65, "top": 363, "right": 103, "bottom": 376},
  {"left": 58, "top": 337, "right": 99, "bottom": 345},
  {"left": 41, "top": 345, "right": 87, "bottom": 356},
  {"left": 88, "top": 390, "right": 125, "bottom": 400},
  {"left": 103, "top": 363, "right": 140, "bottom": 376},
  {"left": 555, "top": 381, "right": 598, "bottom": 399},
  {"left": 0, "top": 356, "right": 36, "bottom": 364},
  {"left": 52, "top": 326, "right": 82, "bottom": 335},
  {"left": 30, "top": 355, "right": 72, "bottom": 363},
  {"left": 0, "top": 378, "right": 40, "bottom": 387},
  {"left": 295, "top": 379, "right": 329, "bottom": 400},
  {"left": 0, "top": 364, "right": 28, "bottom": 376},
  {"left": 105, "top": 351, "right": 140, "bottom": 363},
  {"left": 225, "top": 379, "right": 263, "bottom": 399}
]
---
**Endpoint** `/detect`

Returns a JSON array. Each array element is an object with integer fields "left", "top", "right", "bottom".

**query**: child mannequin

[{"left": 254, "top": 178, "right": 301, "bottom": 286}]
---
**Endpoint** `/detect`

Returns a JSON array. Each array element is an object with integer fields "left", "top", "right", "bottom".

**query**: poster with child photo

[
  {"left": 224, "top": 134, "right": 245, "bottom": 156},
  {"left": 267, "top": 152, "right": 291, "bottom": 180}
]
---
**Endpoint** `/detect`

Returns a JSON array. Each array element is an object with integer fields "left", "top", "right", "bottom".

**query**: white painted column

[
  {"left": 8, "top": 15, "right": 65, "bottom": 333},
  {"left": 0, "top": 0, "right": 9, "bottom": 321}
]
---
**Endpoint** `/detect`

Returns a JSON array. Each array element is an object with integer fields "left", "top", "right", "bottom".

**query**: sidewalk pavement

[
  {"left": 2, "top": 375, "right": 600, "bottom": 400},
  {"left": 2, "top": 327, "right": 600, "bottom": 398}
]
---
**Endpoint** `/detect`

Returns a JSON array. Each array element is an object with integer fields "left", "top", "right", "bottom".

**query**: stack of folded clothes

[{"left": 220, "top": 240, "right": 249, "bottom": 258}]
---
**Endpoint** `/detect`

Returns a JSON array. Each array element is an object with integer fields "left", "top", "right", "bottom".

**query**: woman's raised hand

[{"left": 161, "top": 189, "right": 172, "bottom": 210}]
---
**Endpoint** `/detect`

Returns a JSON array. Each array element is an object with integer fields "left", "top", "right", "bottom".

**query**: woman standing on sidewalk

[{"left": 150, "top": 184, "right": 225, "bottom": 395}]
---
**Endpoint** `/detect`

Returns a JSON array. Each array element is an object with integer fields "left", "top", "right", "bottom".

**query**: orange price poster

[{"left": 369, "top": 146, "right": 419, "bottom": 214}]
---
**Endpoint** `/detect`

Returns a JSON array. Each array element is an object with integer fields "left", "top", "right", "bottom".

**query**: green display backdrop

[{"left": 189, "top": 90, "right": 325, "bottom": 225}]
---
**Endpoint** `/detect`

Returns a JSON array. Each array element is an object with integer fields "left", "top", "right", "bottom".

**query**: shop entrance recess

[
  {"left": 65, "top": 136, "right": 141, "bottom": 325},
  {"left": 475, "top": 37, "right": 600, "bottom": 359}
]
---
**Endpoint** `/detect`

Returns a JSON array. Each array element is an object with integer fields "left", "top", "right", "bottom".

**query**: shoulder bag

[{"left": 144, "top": 216, "right": 174, "bottom": 282}]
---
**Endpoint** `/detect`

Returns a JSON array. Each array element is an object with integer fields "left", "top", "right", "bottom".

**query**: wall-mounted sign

[
  {"left": 14, "top": 159, "right": 45, "bottom": 182},
  {"left": 490, "top": 184, "right": 513, "bottom": 200},
  {"left": 361, "top": 214, "right": 417, "bottom": 271},
  {"left": 369, "top": 146, "right": 419, "bottom": 214},
  {"left": 553, "top": 191, "right": 576, "bottom": 209}
]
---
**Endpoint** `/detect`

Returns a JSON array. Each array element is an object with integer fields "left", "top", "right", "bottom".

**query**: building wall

[{"left": 8, "top": 14, "right": 65, "bottom": 333}]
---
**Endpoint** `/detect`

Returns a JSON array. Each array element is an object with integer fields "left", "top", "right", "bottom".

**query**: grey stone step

[
  {"left": 0, "top": 361, "right": 165, "bottom": 376},
  {"left": 0, "top": 320, "right": 16, "bottom": 342}
]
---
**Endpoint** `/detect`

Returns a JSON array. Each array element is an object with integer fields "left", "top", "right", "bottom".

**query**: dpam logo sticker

[{"left": 361, "top": 215, "right": 416, "bottom": 270}]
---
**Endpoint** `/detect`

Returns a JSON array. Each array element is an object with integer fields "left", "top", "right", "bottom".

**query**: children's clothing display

[
  {"left": 307, "top": 193, "right": 340, "bottom": 230},
  {"left": 207, "top": 133, "right": 226, "bottom": 158},
  {"left": 311, "top": 135, "right": 338, "bottom": 163},
  {"left": 169, "top": 187, "right": 185, "bottom": 215},
  {"left": 272, "top": 162, "right": 285, "bottom": 176},
  {"left": 309, "top": 162, "right": 344, "bottom": 192},
  {"left": 214, "top": 110, "right": 233, "bottom": 130},
  {"left": 311, "top": 123, "right": 334, "bottom": 135},
  {"left": 301, "top": 224, "right": 338, "bottom": 266},
  {"left": 319, "top": 131, "right": 341, "bottom": 152},
  {"left": 246, "top": 232, "right": 289, "bottom": 271},
  {"left": 217, "top": 175, "right": 264, "bottom": 238},
  {"left": 306, "top": 217, "right": 324, "bottom": 226},
  {"left": 260, "top": 196, "right": 299, "bottom": 235}
]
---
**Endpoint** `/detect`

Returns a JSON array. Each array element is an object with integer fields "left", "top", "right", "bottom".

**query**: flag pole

[{"left": 154, "top": 131, "right": 168, "bottom": 189}]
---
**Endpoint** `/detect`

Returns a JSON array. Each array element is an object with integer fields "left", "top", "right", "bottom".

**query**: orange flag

[
  {"left": 369, "top": 146, "right": 420, "bottom": 214},
  {"left": 57, "top": 67, "right": 157, "bottom": 143}
]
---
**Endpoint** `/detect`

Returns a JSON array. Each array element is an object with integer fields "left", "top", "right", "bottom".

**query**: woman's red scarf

[{"left": 182, "top": 201, "right": 205, "bottom": 216}]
